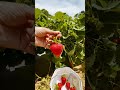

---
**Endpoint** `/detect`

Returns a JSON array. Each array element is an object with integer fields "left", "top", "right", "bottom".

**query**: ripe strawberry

[
  {"left": 117, "top": 38, "right": 120, "bottom": 44},
  {"left": 66, "top": 81, "right": 70, "bottom": 90},
  {"left": 61, "top": 76, "right": 66, "bottom": 85},
  {"left": 112, "top": 39, "right": 118, "bottom": 43},
  {"left": 58, "top": 83, "right": 63, "bottom": 90},
  {"left": 50, "top": 43, "right": 63, "bottom": 58},
  {"left": 70, "top": 87, "right": 76, "bottom": 90}
]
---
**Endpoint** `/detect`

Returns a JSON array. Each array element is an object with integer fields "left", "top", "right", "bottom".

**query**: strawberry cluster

[{"left": 55, "top": 75, "right": 76, "bottom": 90}]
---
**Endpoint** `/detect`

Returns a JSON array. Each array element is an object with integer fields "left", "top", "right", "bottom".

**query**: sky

[{"left": 35, "top": 0, "right": 85, "bottom": 17}]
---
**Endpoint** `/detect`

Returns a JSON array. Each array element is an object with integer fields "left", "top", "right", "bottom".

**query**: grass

[{"left": 35, "top": 75, "right": 51, "bottom": 90}]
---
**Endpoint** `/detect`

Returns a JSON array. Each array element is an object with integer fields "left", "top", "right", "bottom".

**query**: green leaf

[
  {"left": 107, "top": 1, "right": 120, "bottom": 10},
  {"left": 92, "top": 4, "right": 104, "bottom": 10},
  {"left": 73, "top": 26, "right": 85, "bottom": 31},
  {"left": 67, "top": 45, "right": 76, "bottom": 56},
  {"left": 86, "top": 54, "right": 96, "bottom": 70},
  {"left": 92, "top": 1, "right": 120, "bottom": 10},
  {"left": 109, "top": 71, "right": 117, "bottom": 78},
  {"left": 112, "top": 65, "right": 120, "bottom": 71},
  {"left": 35, "top": 8, "right": 41, "bottom": 20},
  {"left": 97, "top": 0, "right": 107, "bottom": 7}
]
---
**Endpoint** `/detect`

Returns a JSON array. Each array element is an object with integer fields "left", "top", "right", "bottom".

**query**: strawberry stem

[{"left": 53, "top": 36, "right": 61, "bottom": 44}]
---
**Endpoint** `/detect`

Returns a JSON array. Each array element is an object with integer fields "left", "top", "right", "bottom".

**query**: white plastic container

[{"left": 50, "top": 67, "right": 82, "bottom": 90}]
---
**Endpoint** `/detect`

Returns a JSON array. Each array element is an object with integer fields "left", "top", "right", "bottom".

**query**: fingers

[
  {"left": 35, "top": 27, "right": 62, "bottom": 49},
  {"left": 35, "top": 36, "right": 55, "bottom": 49},
  {"left": 46, "top": 30, "right": 62, "bottom": 38},
  {"left": 56, "top": 32, "right": 62, "bottom": 38},
  {"left": 35, "top": 37, "right": 47, "bottom": 47},
  {"left": 35, "top": 27, "right": 62, "bottom": 38},
  {"left": 46, "top": 37, "right": 54, "bottom": 44},
  {"left": 35, "top": 27, "right": 45, "bottom": 37}
]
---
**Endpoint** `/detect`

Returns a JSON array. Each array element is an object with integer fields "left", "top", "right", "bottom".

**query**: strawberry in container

[{"left": 50, "top": 67, "right": 82, "bottom": 90}]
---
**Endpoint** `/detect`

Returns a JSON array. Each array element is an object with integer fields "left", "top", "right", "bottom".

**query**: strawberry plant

[
  {"left": 86, "top": 0, "right": 120, "bottom": 90},
  {"left": 35, "top": 8, "right": 85, "bottom": 68},
  {"left": 35, "top": 7, "right": 85, "bottom": 90}
]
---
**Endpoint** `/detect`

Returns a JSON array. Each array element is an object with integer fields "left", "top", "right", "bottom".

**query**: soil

[{"left": 73, "top": 63, "right": 85, "bottom": 90}]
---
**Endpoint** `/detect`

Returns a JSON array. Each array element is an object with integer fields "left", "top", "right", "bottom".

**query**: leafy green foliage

[
  {"left": 86, "top": 0, "right": 120, "bottom": 90},
  {"left": 35, "top": 8, "right": 85, "bottom": 67}
]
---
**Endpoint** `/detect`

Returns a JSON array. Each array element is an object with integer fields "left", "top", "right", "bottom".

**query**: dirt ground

[
  {"left": 35, "top": 64, "right": 85, "bottom": 90},
  {"left": 73, "top": 63, "right": 85, "bottom": 90}
]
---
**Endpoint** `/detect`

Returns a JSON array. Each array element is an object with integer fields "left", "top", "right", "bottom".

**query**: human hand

[
  {"left": 35, "top": 27, "right": 62, "bottom": 49},
  {"left": 0, "top": 2, "right": 34, "bottom": 54}
]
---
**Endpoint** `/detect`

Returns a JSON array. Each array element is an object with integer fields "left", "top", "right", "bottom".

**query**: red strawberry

[
  {"left": 66, "top": 81, "right": 70, "bottom": 90},
  {"left": 58, "top": 83, "right": 63, "bottom": 90},
  {"left": 112, "top": 39, "right": 118, "bottom": 43},
  {"left": 50, "top": 43, "right": 63, "bottom": 58},
  {"left": 70, "top": 87, "right": 76, "bottom": 90},
  {"left": 61, "top": 76, "right": 66, "bottom": 85},
  {"left": 117, "top": 38, "right": 120, "bottom": 44}
]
